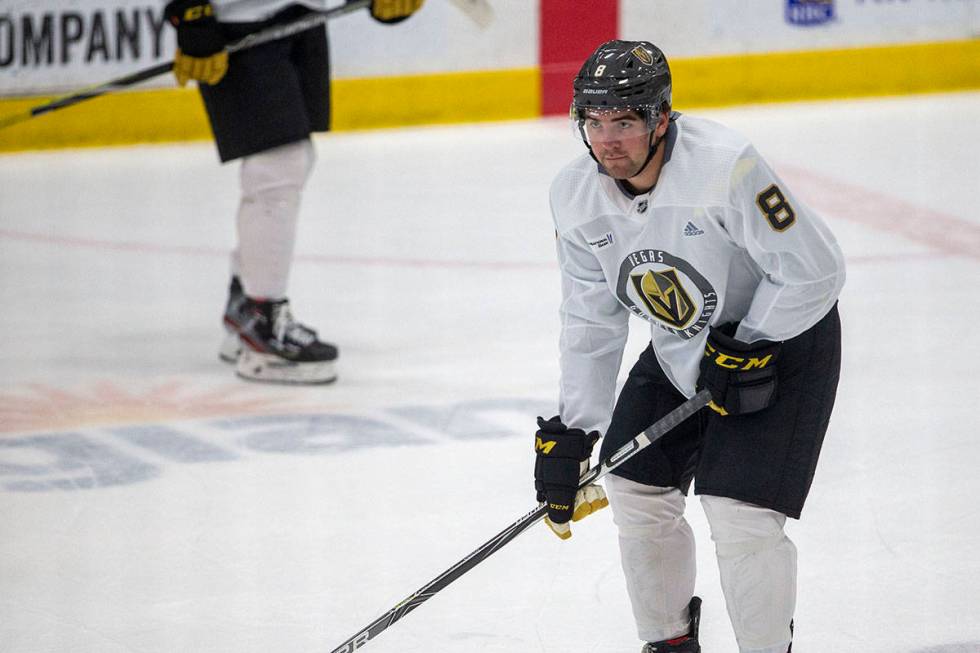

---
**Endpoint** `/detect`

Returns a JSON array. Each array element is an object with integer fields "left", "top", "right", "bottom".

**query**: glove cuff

[
  {"left": 704, "top": 328, "right": 780, "bottom": 369},
  {"left": 165, "top": 0, "right": 227, "bottom": 57},
  {"left": 699, "top": 326, "right": 781, "bottom": 415},
  {"left": 534, "top": 416, "right": 600, "bottom": 460}
]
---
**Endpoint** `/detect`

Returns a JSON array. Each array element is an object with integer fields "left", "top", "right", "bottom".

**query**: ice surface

[{"left": 1, "top": 92, "right": 978, "bottom": 652}]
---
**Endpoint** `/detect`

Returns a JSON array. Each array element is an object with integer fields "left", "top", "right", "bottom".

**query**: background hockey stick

[
  {"left": 0, "top": 0, "right": 492, "bottom": 132},
  {"left": 0, "top": 0, "right": 369, "bottom": 132},
  {"left": 447, "top": 0, "right": 494, "bottom": 29},
  {"left": 328, "top": 389, "right": 712, "bottom": 653}
]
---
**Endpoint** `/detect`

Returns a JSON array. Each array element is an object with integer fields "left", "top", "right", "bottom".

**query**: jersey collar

[{"left": 599, "top": 112, "right": 681, "bottom": 200}]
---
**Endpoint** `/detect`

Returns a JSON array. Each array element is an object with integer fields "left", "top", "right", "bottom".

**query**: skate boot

[
  {"left": 219, "top": 277, "right": 248, "bottom": 363},
  {"left": 234, "top": 297, "right": 338, "bottom": 384},
  {"left": 641, "top": 597, "right": 701, "bottom": 653}
]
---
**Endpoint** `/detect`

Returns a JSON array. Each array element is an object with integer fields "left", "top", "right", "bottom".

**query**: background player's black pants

[
  {"left": 199, "top": 6, "right": 331, "bottom": 162},
  {"left": 598, "top": 303, "right": 841, "bottom": 518}
]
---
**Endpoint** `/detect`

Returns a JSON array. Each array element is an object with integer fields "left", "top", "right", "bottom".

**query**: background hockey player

[
  {"left": 532, "top": 40, "right": 845, "bottom": 652},
  {"left": 163, "top": 0, "right": 424, "bottom": 384}
]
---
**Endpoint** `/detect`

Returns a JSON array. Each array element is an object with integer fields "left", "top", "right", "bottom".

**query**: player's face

[{"left": 583, "top": 110, "right": 653, "bottom": 179}]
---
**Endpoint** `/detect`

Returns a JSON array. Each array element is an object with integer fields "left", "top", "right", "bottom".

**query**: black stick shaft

[{"left": 328, "top": 389, "right": 712, "bottom": 652}]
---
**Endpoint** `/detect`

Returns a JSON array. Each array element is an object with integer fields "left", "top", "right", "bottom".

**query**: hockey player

[
  {"left": 532, "top": 41, "right": 845, "bottom": 652},
  {"left": 163, "top": 0, "right": 424, "bottom": 383}
]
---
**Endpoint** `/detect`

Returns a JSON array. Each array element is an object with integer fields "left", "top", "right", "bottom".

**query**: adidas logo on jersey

[{"left": 683, "top": 221, "right": 704, "bottom": 236}]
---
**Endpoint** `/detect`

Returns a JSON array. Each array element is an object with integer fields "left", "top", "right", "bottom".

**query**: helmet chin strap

[{"left": 634, "top": 129, "right": 663, "bottom": 178}]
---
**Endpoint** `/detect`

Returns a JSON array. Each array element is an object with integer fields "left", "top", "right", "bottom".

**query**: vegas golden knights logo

[
  {"left": 630, "top": 268, "right": 695, "bottom": 329},
  {"left": 631, "top": 46, "right": 653, "bottom": 65},
  {"left": 616, "top": 249, "right": 717, "bottom": 339}
]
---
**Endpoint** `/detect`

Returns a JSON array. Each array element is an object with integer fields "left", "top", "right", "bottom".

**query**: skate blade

[{"left": 236, "top": 348, "right": 338, "bottom": 385}]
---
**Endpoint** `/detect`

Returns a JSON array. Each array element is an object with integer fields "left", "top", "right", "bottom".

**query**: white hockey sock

[
  {"left": 235, "top": 139, "right": 315, "bottom": 300},
  {"left": 605, "top": 475, "right": 696, "bottom": 642},
  {"left": 701, "top": 495, "right": 796, "bottom": 653}
]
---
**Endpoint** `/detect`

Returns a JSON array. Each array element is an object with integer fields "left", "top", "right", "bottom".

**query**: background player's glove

[
  {"left": 697, "top": 325, "right": 781, "bottom": 416},
  {"left": 533, "top": 416, "right": 607, "bottom": 540},
  {"left": 164, "top": 0, "right": 228, "bottom": 86},
  {"left": 369, "top": 0, "right": 425, "bottom": 23}
]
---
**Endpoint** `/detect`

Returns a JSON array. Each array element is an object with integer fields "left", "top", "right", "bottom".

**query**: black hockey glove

[
  {"left": 164, "top": 0, "right": 228, "bottom": 86},
  {"left": 369, "top": 0, "right": 425, "bottom": 23},
  {"left": 533, "top": 416, "right": 607, "bottom": 540},
  {"left": 697, "top": 325, "right": 781, "bottom": 416}
]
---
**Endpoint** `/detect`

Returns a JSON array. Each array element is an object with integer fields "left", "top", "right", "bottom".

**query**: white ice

[{"left": 1, "top": 92, "right": 978, "bottom": 653}]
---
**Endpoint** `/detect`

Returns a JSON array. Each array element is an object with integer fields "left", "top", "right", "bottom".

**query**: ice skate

[
  {"left": 641, "top": 597, "right": 701, "bottom": 653},
  {"left": 232, "top": 294, "right": 338, "bottom": 384}
]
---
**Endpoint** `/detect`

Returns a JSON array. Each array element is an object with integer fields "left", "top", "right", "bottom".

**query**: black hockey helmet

[{"left": 571, "top": 40, "right": 672, "bottom": 128}]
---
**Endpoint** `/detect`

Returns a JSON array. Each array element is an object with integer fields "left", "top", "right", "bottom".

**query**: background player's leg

[
  {"left": 237, "top": 138, "right": 314, "bottom": 300},
  {"left": 227, "top": 139, "right": 337, "bottom": 384},
  {"left": 701, "top": 495, "right": 795, "bottom": 653},
  {"left": 219, "top": 138, "right": 315, "bottom": 364}
]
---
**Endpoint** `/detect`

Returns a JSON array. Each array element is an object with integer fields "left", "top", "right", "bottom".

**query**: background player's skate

[{"left": 230, "top": 294, "right": 338, "bottom": 384}]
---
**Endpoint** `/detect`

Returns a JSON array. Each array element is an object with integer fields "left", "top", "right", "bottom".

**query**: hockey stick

[
  {"left": 328, "top": 389, "right": 712, "bottom": 653},
  {"left": 448, "top": 0, "right": 494, "bottom": 28},
  {"left": 0, "top": 0, "right": 498, "bottom": 132},
  {"left": 0, "top": 0, "right": 496, "bottom": 132},
  {"left": 0, "top": 0, "right": 372, "bottom": 132}
]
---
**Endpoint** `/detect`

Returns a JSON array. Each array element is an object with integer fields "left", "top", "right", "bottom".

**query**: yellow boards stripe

[
  {"left": 670, "top": 39, "right": 980, "bottom": 108},
  {"left": 0, "top": 40, "right": 976, "bottom": 153}
]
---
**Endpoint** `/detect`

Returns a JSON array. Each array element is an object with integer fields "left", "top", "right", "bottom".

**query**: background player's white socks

[
  {"left": 233, "top": 138, "right": 315, "bottom": 300},
  {"left": 606, "top": 475, "right": 696, "bottom": 643},
  {"left": 701, "top": 495, "right": 796, "bottom": 653}
]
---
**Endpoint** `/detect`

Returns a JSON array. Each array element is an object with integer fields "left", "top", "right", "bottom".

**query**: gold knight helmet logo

[
  {"left": 616, "top": 249, "right": 717, "bottom": 339},
  {"left": 630, "top": 268, "right": 695, "bottom": 329},
  {"left": 631, "top": 45, "right": 654, "bottom": 66}
]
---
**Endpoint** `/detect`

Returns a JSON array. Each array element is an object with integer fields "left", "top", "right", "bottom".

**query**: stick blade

[{"left": 448, "top": 0, "right": 494, "bottom": 29}]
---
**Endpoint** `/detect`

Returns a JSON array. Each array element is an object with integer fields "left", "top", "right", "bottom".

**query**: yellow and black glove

[
  {"left": 164, "top": 0, "right": 228, "bottom": 86},
  {"left": 697, "top": 325, "right": 781, "bottom": 416},
  {"left": 369, "top": 0, "right": 425, "bottom": 23},
  {"left": 533, "top": 416, "right": 608, "bottom": 540}
]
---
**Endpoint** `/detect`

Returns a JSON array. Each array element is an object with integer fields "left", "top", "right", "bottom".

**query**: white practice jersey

[
  {"left": 550, "top": 114, "right": 845, "bottom": 435},
  {"left": 210, "top": 0, "right": 331, "bottom": 22}
]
